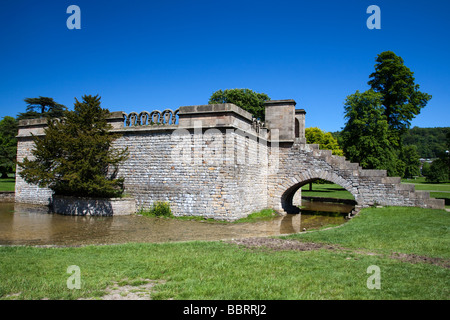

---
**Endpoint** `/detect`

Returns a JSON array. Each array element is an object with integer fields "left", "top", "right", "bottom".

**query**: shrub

[{"left": 140, "top": 201, "right": 172, "bottom": 217}]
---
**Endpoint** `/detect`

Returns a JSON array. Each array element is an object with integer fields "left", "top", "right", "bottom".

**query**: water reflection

[{"left": 0, "top": 200, "right": 352, "bottom": 246}]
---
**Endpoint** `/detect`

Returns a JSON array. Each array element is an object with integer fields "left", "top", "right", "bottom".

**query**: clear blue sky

[{"left": 1, "top": 0, "right": 449, "bottom": 132}]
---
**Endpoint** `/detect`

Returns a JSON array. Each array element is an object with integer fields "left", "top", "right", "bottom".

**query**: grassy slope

[
  {"left": 284, "top": 207, "right": 449, "bottom": 259},
  {"left": 0, "top": 207, "right": 448, "bottom": 300},
  {"left": 0, "top": 178, "right": 15, "bottom": 192}
]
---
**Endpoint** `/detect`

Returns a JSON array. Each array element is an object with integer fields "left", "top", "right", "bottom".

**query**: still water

[{"left": 0, "top": 201, "right": 354, "bottom": 246}]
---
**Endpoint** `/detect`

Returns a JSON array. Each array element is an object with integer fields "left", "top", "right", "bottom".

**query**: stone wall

[
  {"left": 15, "top": 119, "right": 53, "bottom": 205},
  {"left": 14, "top": 99, "right": 444, "bottom": 220},
  {"left": 0, "top": 192, "right": 15, "bottom": 203},
  {"left": 112, "top": 126, "right": 269, "bottom": 220},
  {"left": 52, "top": 195, "right": 136, "bottom": 216},
  {"left": 15, "top": 104, "right": 270, "bottom": 220}
]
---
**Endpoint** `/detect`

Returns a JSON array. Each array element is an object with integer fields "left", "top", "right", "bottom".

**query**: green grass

[
  {"left": 283, "top": 207, "right": 449, "bottom": 259},
  {"left": 402, "top": 177, "right": 450, "bottom": 185},
  {"left": 0, "top": 178, "right": 15, "bottom": 192},
  {"left": 408, "top": 184, "right": 450, "bottom": 192},
  {"left": 301, "top": 183, "right": 355, "bottom": 200},
  {"left": 234, "top": 208, "right": 277, "bottom": 223},
  {"left": 0, "top": 206, "right": 448, "bottom": 300},
  {"left": 140, "top": 208, "right": 278, "bottom": 224}
]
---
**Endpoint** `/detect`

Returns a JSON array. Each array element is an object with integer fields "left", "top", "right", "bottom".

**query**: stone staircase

[{"left": 291, "top": 142, "right": 445, "bottom": 216}]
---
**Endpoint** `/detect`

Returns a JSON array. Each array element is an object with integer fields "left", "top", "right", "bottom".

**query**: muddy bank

[{"left": 226, "top": 237, "right": 450, "bottom": 269}]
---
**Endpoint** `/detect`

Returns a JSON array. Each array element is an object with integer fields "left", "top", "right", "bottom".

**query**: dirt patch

[
  {"left": 80, "top": 279, "right": 165, "bottom": 300},
  {"left": 390, "top": 252, "right": 450, "bottom": 269},
  {"left": 226, "top": 237, "right": 450, "bottom": 269},
  {"left": 226, "top": 237, "right": 340, "bottom": 252}
]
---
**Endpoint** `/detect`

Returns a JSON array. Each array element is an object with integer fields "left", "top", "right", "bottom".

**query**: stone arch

[{"left": 274, "top": 170, "right": 359, "bottom": 214}]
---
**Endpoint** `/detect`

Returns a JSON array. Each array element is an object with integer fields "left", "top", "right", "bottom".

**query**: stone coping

[
  {"left": 264, "top": 99, "right": 297, "bottom": 107},
  {"left": 178, "top": 103, "right": 254, "bottom": 121}
]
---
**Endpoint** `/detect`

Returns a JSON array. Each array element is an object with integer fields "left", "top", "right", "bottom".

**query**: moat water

[{"left": 0, "top": 200, "right": 354, "bottom": 246}]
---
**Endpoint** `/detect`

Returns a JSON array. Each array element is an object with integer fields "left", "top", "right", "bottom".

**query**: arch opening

[
  {"left": 295, "top": 118, "right": 300, "bottom": 138},
  {"left": 280, "top": 177, "right": 357, "bottom": 215}
]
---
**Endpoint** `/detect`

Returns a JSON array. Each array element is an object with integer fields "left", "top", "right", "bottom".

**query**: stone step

[
  {"left": 330, "top": 155, "right": 345, "bottom": 165},
  {"left": 396, "top": 184, "right": 415, "bottom": 192},
  {"left": 359, "top": 169, "right": 387, "bottom": 177},
  {"left": 381, "top": 177, "right": 401, "bottom": 184},
  {"left": 347, "top": 163, "right": 361, "bottom": 170},
  {"left": 424, "top": 198, "right": 445, "bottom": 209},
  {"left": 317, "top": 149, "right": 332, "bottom": 159},
  {"left": 412, "top": 190, "right": 430, "bottom": 200}
]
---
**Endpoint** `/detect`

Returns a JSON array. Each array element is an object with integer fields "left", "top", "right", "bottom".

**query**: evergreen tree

[
  {"left": 17, "top": 97, "right": 67, "bottom": 120},
  {"left": 368, "top": 51, "right": 432, "bottom": 144},
  {"left": 18, "top": 95, "right": 129, "bottom": 198}
]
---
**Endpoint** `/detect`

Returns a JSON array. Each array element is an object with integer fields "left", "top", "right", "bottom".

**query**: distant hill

[
  {"left": 331, "top": 127, "right": 449, "bottom": 159},
  {"left": 402, "top": 127, "right": 449, "bottom": 159}
]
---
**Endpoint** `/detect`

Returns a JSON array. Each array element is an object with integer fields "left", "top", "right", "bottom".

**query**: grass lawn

[
  {"left": 0, "top": 206, "right": 448, "bottom": 300},
  {"left": 301, "top": 183, "right": 355, "bottom": 200},
  {"left": 0, "top": 178, "right": 15, "bottom": 192}
]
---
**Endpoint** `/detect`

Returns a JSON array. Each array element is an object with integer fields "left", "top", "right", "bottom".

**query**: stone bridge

[{"left": 15, "top": 99, "right": 445, "bottom": 220}]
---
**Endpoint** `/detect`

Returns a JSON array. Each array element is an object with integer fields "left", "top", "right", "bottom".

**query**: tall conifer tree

[{"left": 19, "top": 95, "right": 128, "bottom": 198}]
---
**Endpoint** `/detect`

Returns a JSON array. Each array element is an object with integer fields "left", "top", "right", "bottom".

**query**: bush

[{"left": 140, "top": 201, "right": 172, "bottom": 217}]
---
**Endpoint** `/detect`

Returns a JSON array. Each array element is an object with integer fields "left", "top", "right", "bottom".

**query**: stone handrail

[{"left": 123, "top": 109, "right": 179, "bottom": 127}]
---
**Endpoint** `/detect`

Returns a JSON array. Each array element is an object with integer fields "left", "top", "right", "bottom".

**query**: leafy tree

[
  {"left": 18, "top": 95, "right": 129, "bottom": 198},
  {"left": 17, "top": 96, "right": 67, "bottom": 120},
  {"left": 305, "top": 127, "right": 344, "bottom": 156},
  {"left": 421, "top": 161, "right": 431, "bottom": 177},
  {"left": 423, "top": 130, "right": 449, "bottom": 182},
  {"left": 426, "top": 158, "right": 448, "bottom": 183},
  {"left": 368, "top": 51, "right": 432, "bottom": 144},
  {"left": 0, "top": 116, "right": 18, "bottom": 178},
  {"left": 401, "top": 145, "right": 420, "bottom": 179},
  {"left": 341, "top": 90, "right": 399, "bottom": 176},
  {"left": 208, "top": 88, "right": 270, "bottom": 121},
  {"left": 341, "top": 51, "right": 432, "bottom": 177}
]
